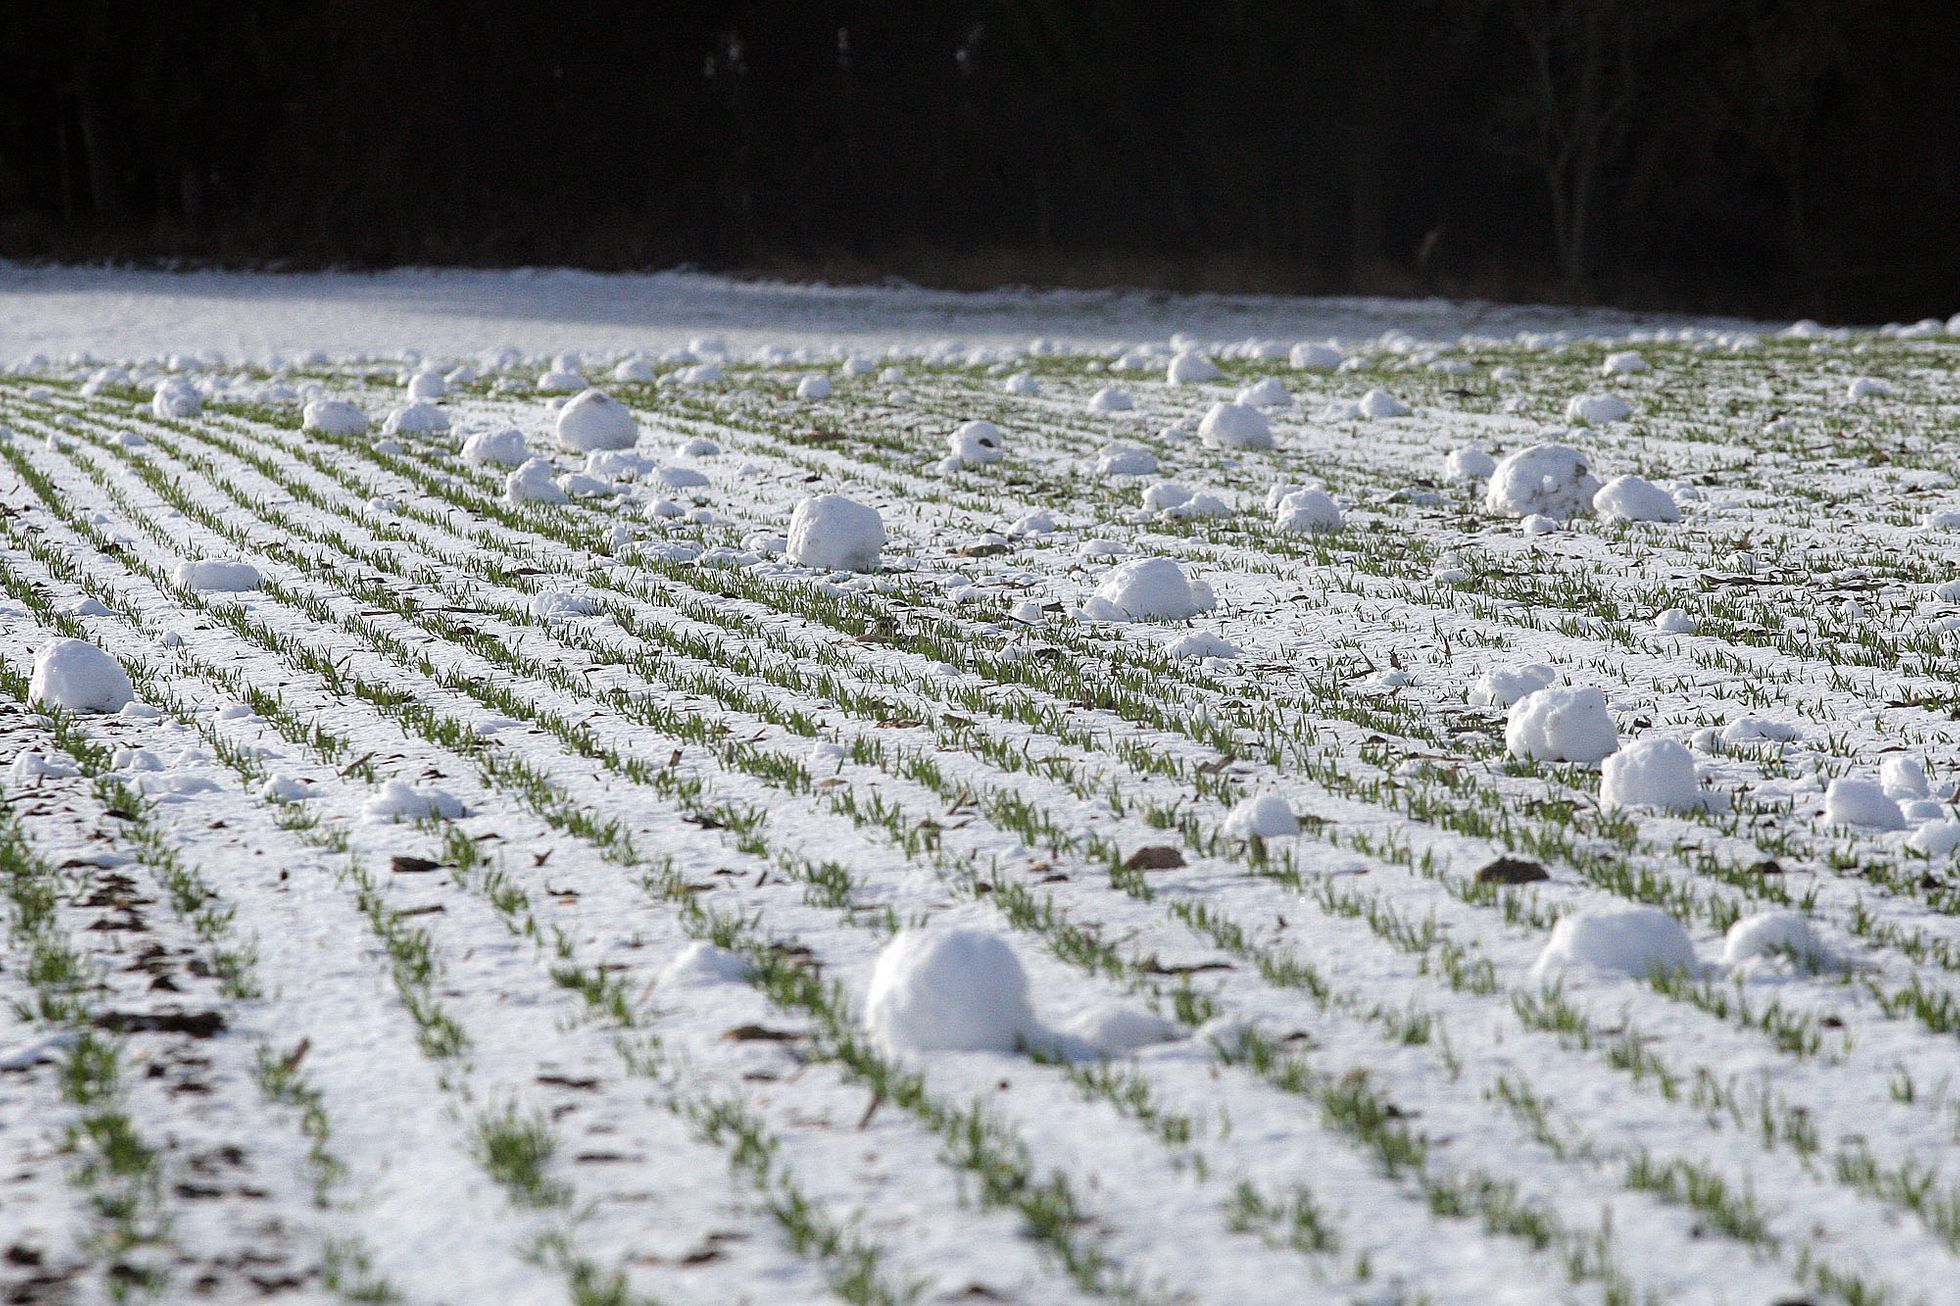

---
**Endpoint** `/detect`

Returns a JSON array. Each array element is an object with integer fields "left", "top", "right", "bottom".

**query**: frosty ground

[{"left": 1, "top": 275, "right": 1958, "bottom": 1306}]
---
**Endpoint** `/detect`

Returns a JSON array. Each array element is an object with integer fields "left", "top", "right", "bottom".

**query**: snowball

[
  {"left": 462, "top": 427, "right": 529, "bottom": 466},
  {"left": 864, "top": 929, "right": 1037, "bottom": 1056},
  {"left": 1909, "top": 818, "right": 1960, "bottom": 857},
  {"left": 406, "top": 369, "right": 447, "bottom": 400},
  {"left": 1166, "top": 352, "right": 1223, "bottom": 384},
  {"left": 530, "top": 590, "right": 600, "bottom": 622},
  {"left": 1565, "top": 394, "right": 1631, "bottom": 424},
  {"left": 1005, "top": 509, "right": 1055, "bottom": 538},
  {"left": 505, "top": 457, "right": 570, "bottom": 505},
  {"left": 302, "top": 399, "right": 369, "bottom": 435},
  {"left": 1002, "top": 372, "right": 1040, "bottom": 396},
  {"left": 362, "top": 780, "right": 463, "bottom": 823},
  {"left": 382, "top": 402, "right": 449, "bottom": 435},
  {"left": 1289, "top": 343, "right": 1343, "bottom": 370},
  {"left": 658, "top": 941, "right": 751, "bottom": 987},
  {"left": 1722, "top": 912, "right": 1831, "bottom": 972},
  {"left": 555, "top": 389, "right": 639, "bottom": 452},
  {"left": 260, "top": 773, "right": 314, "bottom": 802},
  {"left": 1846, "top": 377, "right": 1891, "bottom": 400},
  {"left": 1505, "top": 686, "right": 1618, "bottom": 763},
  {"left": 1080, "top": 558, "right": 1215, "bottom": 622},
  {"left": 1198, "top": 402, "right": 1274, "bottom": 451},
  {"left": 1602, "top": 350, "right": 1649, "bottom": 375},
  {"left": 151, "top": 378, "right": 202, "bottom": 420},
  {"left": 1236, "top": 377, "right": 1293, "bottom": 408},
  {"left": 1087, "top": 387, "right": 1133, "bottom": 414},
  {"left": 949, "top": 420, "right": 1006, "bottom": 466},
  {"left": 796, "top": 374, "right": 832, "bottom": 400},
  {"left": 1357, "top": 389, "right": 1408, "bottom": 418},
  {"left": 1880, "top": 756, "right": 1929, "bottom": 800},
  {"left": 1141, "top": 481, "right": 1192, "bottom": 511},
  {"left": 29, "top": 639, "right": 134, "bottom": 713},
  {"left": 1530, "top": 907, "right": 1697, "bottom": 982},
  {"left": 1592, "top": 474, "right": 1680, "bottom": 523},
  {"left": 1823, "top": 777, "right": 1905, "bottom": 830},
  {"left": 1600, "top": 738, "right": 1703, "bottom": 810},
  {"left": 1223, "top": 793, "right": 1299, "bottom": 839},
  {"left": 787, "top": 494, "right": 885, "bottom": 572},
  {"left": 174, "top": 559, "right": 261, "bottom": 593},
  {"left": 1470, "top": 663, "right": 1556, "bottom": 708},
  {"left": 1485, "top": 444, "right": 1601, "bottom": 519},
  {"left": 1653, "top": 608, "right": 1698, "bottom": 634},
  {"left": 1275, "top": 489, "right": 1343, "bottom": 532},
  {"left": 612, "top": 357, "right": 655, "bottom": 383},
  {"left": 1095, "top": 441, "right": 1157, "bottom": 476},
  {"left": 1444, "top": 447, "right": 1496, "bottom": 481},
  {"left": 537, "top": 369, "right": 586, "bottom": 392}
]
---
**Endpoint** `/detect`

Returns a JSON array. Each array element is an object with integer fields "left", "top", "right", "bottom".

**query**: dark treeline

[{"left": 2, "top": 0, "right": 1954, "bottom": 320}]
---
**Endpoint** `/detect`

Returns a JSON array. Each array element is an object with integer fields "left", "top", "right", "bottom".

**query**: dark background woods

[{"left": 2, "top": 0, "right": 1954, "bottom": 321}]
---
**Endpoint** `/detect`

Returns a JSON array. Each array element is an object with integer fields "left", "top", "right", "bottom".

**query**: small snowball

[
  {"left": 1722, "top": 912, "right": 1832, "bottom": 973},
  {"left": 1198, "top": 402, "right": 1274, "bottom": 451},
  {"left": 1357, "top": 389, "right": 1408, "bottom": 418},
  {"left": 1823, "top": 777, "right": 1905, "bottom": 830},
  {"left": 462, "top": 428, "right": 529, "bottom": 466},
  {"left": 30, "top": 639, "right": 134, "bottom": 713},
  {"left": 796, "top": 374, "right": 832, "bottom": 400},
  {"left": 865, "top": 929, "right": 1037, "bottom": 1056},
  {"left": 1485, "top": 444, "right": 1601, "bottom": 520},
  {"left": 1223, "top": 793, "right": 1300, "bottom": 839},
  {"left": 1600, "top": 738, "right": 1703, "bottom": 811},
  {"left": 1530, "top": 906, "right": 1697, "bottom": 982},
  {"left": 659, "top": 941, "right": 752, "bottom": 987},
  {"left": 1080, "top": 557, "right": 1215, "bottom": 621},
  {"left": 1274, "top": 488, "right": 1343, "bottom": 532},
  {"left": 1095, "top": 441, "right": 1157, "bottom": 476},
  {"left": 1505, "top": 686, "right": 1618, "bottom": 764},
  {"left": 381, "top": 402, "right": 449, "bottom": 435},
  {"left": 1087, "top": 386, "right": 1133, "bottom": 413},
  {"left": 1592, "top": 475, "right": 1679, "bottom": 523},
  {"left": 949, "top": 420, "right": 1007, "bottom": 466},
  {"left": 1289, "top": 342, "right": 1343, "bottom": 370},
  {"left": 1564, "top": 394, "right": 1631, "bottom": 425},
  {"left": 362, "top": 779, "right": 463, "bottom": 823},
  {"left": 302, "top": 399, "right": 369, "bottom": 435},
  {"left": 1470, "top": 663, "right": 1556, "bottom": 708},
  {"left": 1653, "top": 608, "right": 1698, "bottom": 634},
  {"left": 787, "top": 494, "right": 885, "bottom": 572},
  {"left": 555, "top": 389, "right": 639, "bottom": 452},
  {"left": 505, "top": 457, "right": 570, "bottom": 505},
  {"left": 174, "top": 559, "right": 261, "bottom": 593},
  {"left": 1444, "top": 447, "right": 1496, "bottom": 481},
  {"left": 1602, "top": 351, "right": 1649, "bottom": 375},
  {"left": 1166, "top": 352, "right": 1223, "bottom": 384}
]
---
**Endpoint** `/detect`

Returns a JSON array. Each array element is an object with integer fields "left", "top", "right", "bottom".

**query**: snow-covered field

[{"left": 3, "top": 275, "right": 1960, "bottom": 1306}]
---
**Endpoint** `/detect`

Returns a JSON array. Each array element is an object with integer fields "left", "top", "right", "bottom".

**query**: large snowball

[
  {"left": 30, "top": 639, "right": 134, "bottom": 713},
  {"left": 1081, "top": 557, "right": 1215, "bottom": 621},
  {"left": 865, "top": 929, "right": 1037, "bottom": 1056},
  {"left": 787, "top": 494, "right": 885, "bottom": 572},
  {"left": 1485, "top": 444, "right": 1602, "bottom": 520},
  {"left": 302, "top": 399, "right": 369, "bottom": 435},
  {"left": 1198, "top": 402, "right": 1274, "bottom": 451},
  {"left": 1600, "top": 738, "right": 1702, "bottom": 810},
  {"left": 1530, "top": 907, "right": 1697, "bottom": 982},
  {"left": 555, "top": 389, "right": 639, "bottom": 452},
  {"left": 1505, "top": 686, "right": 1618, "bottom": 763}
]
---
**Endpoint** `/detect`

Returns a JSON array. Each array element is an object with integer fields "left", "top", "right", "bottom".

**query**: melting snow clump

[
  {"left": 1470, "top": 664, "right": 1556, "bottom": 708},
  {"left": 865, "top": 929, "right": 1037, "bottom": 1056},
  {"left": 362, "top": 780, "right": 464, "bottom": 823}
]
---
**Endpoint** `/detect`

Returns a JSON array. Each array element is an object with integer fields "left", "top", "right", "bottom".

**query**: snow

[
  {"left": 1274, "top": 488, "right": 1344, "bottom": 532},
  {"left": 554, "top": 388, "right": 639, "bottom": 452},
  {"left": 174, "top": 559, "right": 262, "bottom": 593},
  {"left": 381, "top": 401, "right": 449, "bottom": 435},
  {"left": 362, "top": 779, "right": 464, "bottom": 822},
  {"left": 796, "top": 374, "right": 831, "bottom": 400},
  {"left": 461, "top": 427, "right": 530, "bottom": 466},
  {"left": 302, "top": 399, "right": 369, "bottom": 435},
  {"left": 1198, "top": 402, "right": 1275, "bottom": 451},
  {"left": 1823, "top": 777, "right": 1906, "bottom": 830},
  {"left": 1235, "top": 377, "right": 1292, "bottom": 408},
  {"left": 29, "top": 638, "right": 134, "bottom": 713},
  {"left": 1443, "top": 447, "right": 1496, "bottom": 481},
  {"left": 1592, "top": 474, "right": 1680, "bottom": 523},
  {"left": 1223, "top": 793, "right": 1300, "bottom": 839},
  {"left": 1505, "top": 686, "right": 1619, "bottom": 763},
  {"left": 786, "top": 494, "right": 885, "bottom": 572},
  {"left": 1484, "top": 443, "right": 1602, "bottom": 519},
  {"left": 948, "top": 420, "right": 1007, "bottom": 466},
  {"left": 1530, "top": 907, "right": 1698, "bottom": 982},
  {"left": 1722, "top": 912, "right": 1831, "bottom": 973},
  {"left": 1166, "top": 352, "right": 1223, "bottom": 384},
  {"left": 151, "top": 376, "right": 202, "bottom": 419},
  {"left": 1080, "top": 557, "right": 1215, "bottom": 621},
  {"left": 1357, "top": 389, "right": 1408, "bottom": 418},
  {"left": 864, "top": 928, "right": 1037, "bottom": 1056},
  {"left": 1289, "top": 342, "right": 1343, "bottom": 370},
  {"left": 1088, "top": 386, "right": 1134, "bottom": 413},
  {"left": 1164, "top": 630, "right": 1241, "bottom": 659},
  {"left": 1602, "top": 350, "right": 1649, "bottom": 375},
  {"left": 1094, "top": 441, "right": 1158, "bottom": 476},
  {"left": 658, "top": 941, "right": 752, "bottom": 987},
  {"left": 1564, "top": 394, "right": 1631, "bottom": 425},
  {"left": 1469, "top": 663, "right": 1556, "bottom": 708},
  {"left": 1847, "top": 376, "right": 1891, "bottom": 400},
  {"left": 1600, "top": 738, "right": 1703, "bottom": 810},
  {"left": 504, "top": 456, "right": 570, "bottom": 505}
]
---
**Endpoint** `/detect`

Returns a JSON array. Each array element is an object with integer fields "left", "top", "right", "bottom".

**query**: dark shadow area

[{"left": 2, "top": 1, "right": 1954, "bottom": 322}]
